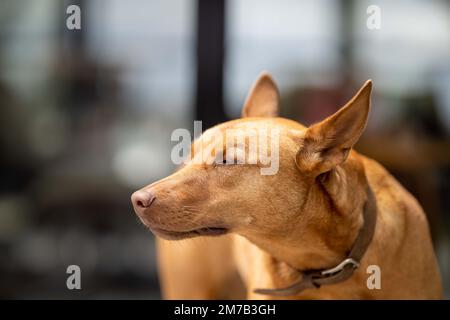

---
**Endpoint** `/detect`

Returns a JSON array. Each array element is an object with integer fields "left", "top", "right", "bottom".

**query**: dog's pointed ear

[
  {"left": 241, "top": 72, "right": 280, "bottom": 118},
  {"left": 296, "top": 80, "right": 372, "bottom": 174}
]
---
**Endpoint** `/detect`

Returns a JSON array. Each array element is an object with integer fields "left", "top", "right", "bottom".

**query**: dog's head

[{"left": 132, "top": 73, "right": 372, "bottom": 262}]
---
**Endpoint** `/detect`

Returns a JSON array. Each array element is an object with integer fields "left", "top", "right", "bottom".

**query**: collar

[{"left": 254, "top": 185, "right": 377, "bottom": 296}]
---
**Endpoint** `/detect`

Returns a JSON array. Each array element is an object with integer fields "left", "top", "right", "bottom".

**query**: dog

[{"left": 131, "top": 73, "right": 442, "bottom": 299}]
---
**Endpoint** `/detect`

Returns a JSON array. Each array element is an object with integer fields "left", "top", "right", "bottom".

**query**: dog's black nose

[{"left": 131, "top": 190, "right": 156, "bottom": 211}]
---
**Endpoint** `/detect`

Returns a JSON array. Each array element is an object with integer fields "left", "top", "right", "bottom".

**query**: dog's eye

[
  {"left": 220, "top": 157, "right": 238, "bottom": 165},
  {"left": 215, "top": 158, "right": 232, "bottom": 166}
]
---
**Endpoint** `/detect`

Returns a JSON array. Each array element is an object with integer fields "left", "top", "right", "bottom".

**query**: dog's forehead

[
  {"left": 202, "top": 118, "right": 306, "bottom": 139},
  {"left": 207, "top": 122, "right": 263, "bottom": 136}
]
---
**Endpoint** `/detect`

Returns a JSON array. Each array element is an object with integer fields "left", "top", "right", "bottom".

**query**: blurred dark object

[{"left": 195, "top": 0, "right": 228, "bottom": 129}]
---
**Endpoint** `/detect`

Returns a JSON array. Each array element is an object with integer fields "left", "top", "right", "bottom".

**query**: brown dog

[{"left": 131, "top": 73, "right": 442, "bottom": 299}]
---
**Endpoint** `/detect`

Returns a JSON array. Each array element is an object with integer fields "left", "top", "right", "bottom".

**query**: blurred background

[{"left": 0, "top": 0, "right": 449, "bottom": 299}]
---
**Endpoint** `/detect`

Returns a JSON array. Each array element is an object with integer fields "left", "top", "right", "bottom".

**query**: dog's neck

[{"left": 254, "top": 161, "right": 369, "bottom": 272}]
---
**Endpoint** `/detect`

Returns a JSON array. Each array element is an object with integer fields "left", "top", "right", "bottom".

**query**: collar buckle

[{"left": 320, "top": 258, "right": 360, "bottom": 277}]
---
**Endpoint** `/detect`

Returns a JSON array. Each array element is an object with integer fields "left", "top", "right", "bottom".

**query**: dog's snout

[{"left": 131, "top": 190, "right": 156, "bottom": 212}]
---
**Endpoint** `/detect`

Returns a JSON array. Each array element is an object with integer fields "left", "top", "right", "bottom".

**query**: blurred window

[
  {"left": 225, "top": 0, "right": 341, "bottom": 116},
  {"left": 87, "top": 0, "right": 195, "bottom": 116},
  {"left": 352, "top": 0, "right": 450, "bottom": 93}
]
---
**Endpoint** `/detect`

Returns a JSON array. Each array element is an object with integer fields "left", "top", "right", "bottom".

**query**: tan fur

[{"left": 132, "top": 73, "right": 442, "bottom": 299}]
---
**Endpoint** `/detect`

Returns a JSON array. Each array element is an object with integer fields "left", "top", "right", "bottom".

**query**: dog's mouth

[
  {"left": 150, "top": 226, "right": 229, "bottom": 240},
  {"left": 135, "top": 209, "right": 229, "bottom": 240}
]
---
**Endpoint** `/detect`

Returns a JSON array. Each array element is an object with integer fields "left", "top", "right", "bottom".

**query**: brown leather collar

[{"left": 254, "top": 186, "right": 377, "bottom": 296}]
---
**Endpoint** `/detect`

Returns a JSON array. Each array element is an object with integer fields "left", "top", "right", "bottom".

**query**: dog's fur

[{"left": 132, "top": 73, "right": 442, "bottom": 299}]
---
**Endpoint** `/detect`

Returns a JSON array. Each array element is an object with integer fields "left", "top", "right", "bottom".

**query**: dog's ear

[
  {"left": 241, "top": 72, "right": 280, "bottom": 118},
  {"left": 296, "top": 80, "right": 372, "bottom": 174}
]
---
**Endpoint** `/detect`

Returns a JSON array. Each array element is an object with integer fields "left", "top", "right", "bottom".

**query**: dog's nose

[{"left": 131, "top": 190, "right": 156, "bottom": 212}]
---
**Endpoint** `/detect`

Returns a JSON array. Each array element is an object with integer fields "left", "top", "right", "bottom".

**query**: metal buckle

[{"left": 320, "top": 258, "right": 360, "bottom": 276}]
